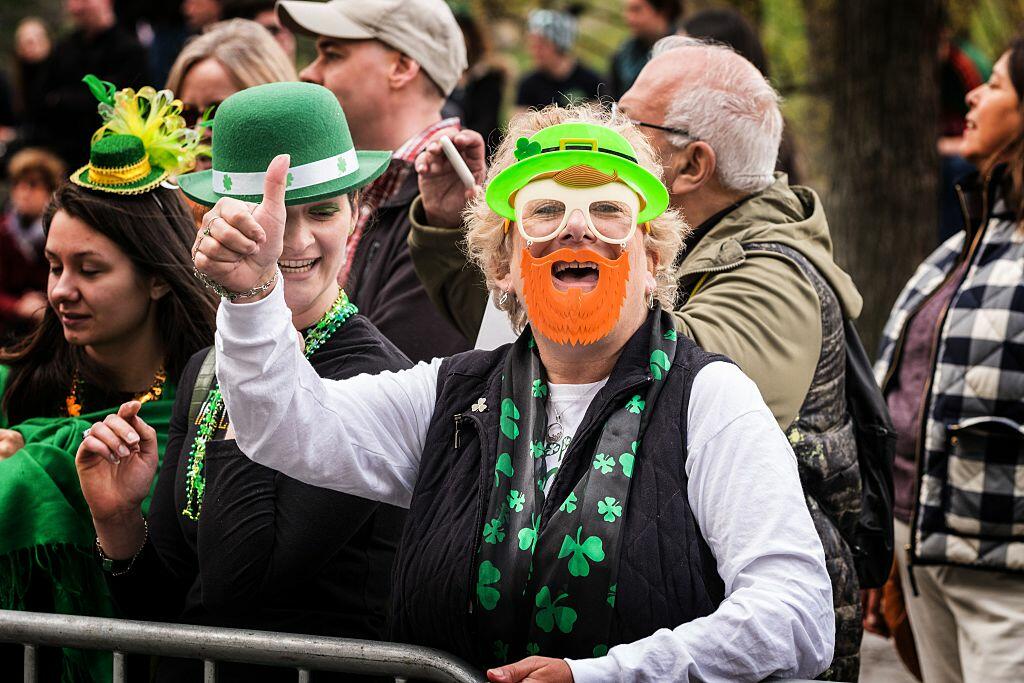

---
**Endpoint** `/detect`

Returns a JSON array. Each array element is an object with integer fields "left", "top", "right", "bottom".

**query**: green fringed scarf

[{"left": 0, "top": 365, "right": 175, "bottom": 682}]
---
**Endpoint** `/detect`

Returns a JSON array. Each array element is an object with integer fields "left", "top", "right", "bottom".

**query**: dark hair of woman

[
  {"left": 0, "top": 183, "right": 218, "bottom": 424},
  {"left": 682, "top": 8, "right": 769, "bottom": 77},
  {"left": 1001, "top": 37, "right": 1024, "bottom": 223}
]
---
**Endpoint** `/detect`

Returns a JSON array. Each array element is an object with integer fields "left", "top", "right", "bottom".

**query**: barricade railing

[{"left": 0, "top": 609, "right": 484, "bottom": 682}]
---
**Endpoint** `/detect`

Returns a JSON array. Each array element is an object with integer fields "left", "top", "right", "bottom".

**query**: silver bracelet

[{"left": 193, "top": 267, "right": 278, "bottom": 301}]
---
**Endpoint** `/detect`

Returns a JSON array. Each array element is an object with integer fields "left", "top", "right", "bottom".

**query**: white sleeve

[
  {"left": 214, "top": 282, "right": 442, "bottom": 509},
  {"left": 567, "top": 361, "right": 835, "bottom": 682}
]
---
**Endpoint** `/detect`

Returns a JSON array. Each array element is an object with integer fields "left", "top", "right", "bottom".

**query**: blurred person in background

[
  {"left": 183, "top": 0, "right": 224, "bottom": 33},
  {"left": 515, "top": 7, "right": 605, "bottom": 114},
  {"left": 680, "top": 7, "right": 801, "bottom": 182},
  {"left": 869, "top": 38, "right": 1024, "bottom": 683},
  {"left": 448, "top": 11, "right": 509, "bottom": 160},
  {"left": 6, "top": 18, "right": 52, "bottom": 153},
  {"left": 274, "top": 0, "right": 471, "bottom": 362},
  {"left": 0, "top": 149, "right": 64, "bottom": 341},
  {"left": 223, "top": 0, "right": 297, "bottom": 62},
  {"left": 0, "top": 80, "right": 214, "bottom": 682},
  {"left": 609, "top": 0, "right": 681, "bottom": 98},
  {"left": 35, "top": 0, "right": 148, "bottom": 167},
  {"left": 165, "top": 18, "right": 298, "bottom": 172},
  {"left": 117, "top": 1, "right": 190, "bottom": 95}
]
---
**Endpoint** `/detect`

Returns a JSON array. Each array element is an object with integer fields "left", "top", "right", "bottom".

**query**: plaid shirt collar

[
  {"left": 359, "top": 117, "right": 461, "bottom": 216},
  {"left": 339, "top": 117, "right": 460, "bottom": 288}
]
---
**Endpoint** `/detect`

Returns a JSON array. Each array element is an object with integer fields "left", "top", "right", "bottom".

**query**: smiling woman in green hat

[
  {"left": 75, "top": 81, "right": 411, "bottom": 681},
  {"left": 112, "top": 103, "right": 832, "bottom": 681}
]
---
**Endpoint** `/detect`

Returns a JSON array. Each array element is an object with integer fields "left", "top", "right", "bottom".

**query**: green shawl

[{"left": 0, "top": 365, "right": 175, "bottom": 682}]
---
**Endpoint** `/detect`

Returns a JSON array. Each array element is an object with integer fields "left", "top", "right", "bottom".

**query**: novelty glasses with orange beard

[{"left": 512, "top": 178, "right": 644, "bottom": 246}]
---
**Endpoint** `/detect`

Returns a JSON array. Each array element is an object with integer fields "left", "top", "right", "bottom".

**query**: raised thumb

[{"left": 261, "top": 153, "right": 291, "bottom": 213}]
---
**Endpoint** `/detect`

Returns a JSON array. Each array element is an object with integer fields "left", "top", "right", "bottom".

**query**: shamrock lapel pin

[{"left": 471, "top": 397, "right": 487, "bottom": 412}]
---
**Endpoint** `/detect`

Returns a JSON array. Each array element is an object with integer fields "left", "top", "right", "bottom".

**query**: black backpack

[
  {"left": 842, "top": 318, "right": 897, "bottom": 588},
  {"left": 739, "top": 242, "right": 896, "bottom": 589}
]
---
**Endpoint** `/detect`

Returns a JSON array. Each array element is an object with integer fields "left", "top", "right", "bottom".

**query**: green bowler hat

[
  {"left": 71, "top": 134, "right": 169, "bottom": 195},
  {"left": 486, "top": 122, "right": 669, "bottom": 224},
  {"left": 178, "top": 82, "right": 391, "bottom": 207}
]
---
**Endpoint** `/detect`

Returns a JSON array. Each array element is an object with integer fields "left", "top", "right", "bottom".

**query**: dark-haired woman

[
  {"left": 871, "top": 38, "right": 1024, "bottom": 682},
  {"left": 0, "top": 133, "right": 216, "bottom": 680},
  {"left": 76, "top": 82, "right": 410, "bottom": 682}
]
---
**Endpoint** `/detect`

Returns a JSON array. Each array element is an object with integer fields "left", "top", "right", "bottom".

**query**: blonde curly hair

[{"left": 464, "top": 103, "right": 688, "bottom": 331}]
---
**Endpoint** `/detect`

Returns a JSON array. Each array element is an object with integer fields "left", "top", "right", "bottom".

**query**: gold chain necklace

[{"left": 65, "top": 366, "right": 168, "bottom": 417}]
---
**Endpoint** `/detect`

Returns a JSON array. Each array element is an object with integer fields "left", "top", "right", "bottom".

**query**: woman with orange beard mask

[{"left": 121, "top": 104, "right": 835, "bottom": 682}]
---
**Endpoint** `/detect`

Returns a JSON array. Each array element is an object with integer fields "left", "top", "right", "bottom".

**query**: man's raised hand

[
  {"left": 192, "top": 154, "right": 290, "bottom": 300},
  {"left": 416, "top": 128, "right": 487, "bottom": 229}
]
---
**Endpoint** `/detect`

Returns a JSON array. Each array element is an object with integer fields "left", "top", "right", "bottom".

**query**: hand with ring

[
  {"left": 76, "top": 401, "right": 160, "bottom": 521},
  {"left": 191, "top": 154, "right": 290, "bottom": 302}
]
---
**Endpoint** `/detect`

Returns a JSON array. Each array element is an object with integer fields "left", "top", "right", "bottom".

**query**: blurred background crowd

[{"left": 0, "top": 1, "right": 1021, "bottom": 682}]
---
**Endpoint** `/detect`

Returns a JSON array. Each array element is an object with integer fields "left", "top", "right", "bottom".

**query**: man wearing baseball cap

[{"left": 275, "top": 0, "right": 470, "bottom": 362}]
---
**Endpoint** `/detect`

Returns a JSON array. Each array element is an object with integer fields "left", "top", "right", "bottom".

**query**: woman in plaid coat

[{"left": 872, "top": 38, "right": 1024, "bottom": 683}]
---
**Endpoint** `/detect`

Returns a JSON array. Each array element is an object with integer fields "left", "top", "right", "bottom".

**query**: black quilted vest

[{"left": 388, "top": 311, "right": 727, "bottom": 667}]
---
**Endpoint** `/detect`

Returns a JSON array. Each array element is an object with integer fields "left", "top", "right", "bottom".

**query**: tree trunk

[{"left": 806, "top": 0, "right": 941, "bottom": 357}]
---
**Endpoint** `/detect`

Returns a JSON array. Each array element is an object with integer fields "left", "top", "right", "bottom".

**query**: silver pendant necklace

[{"left": 546, "top": 405, "right": 564, "bottom": 444}]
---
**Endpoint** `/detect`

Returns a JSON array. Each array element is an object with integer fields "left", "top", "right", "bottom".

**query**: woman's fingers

[
  {"left": 208, "top": 216, "right": 261, "bottom": 256},
  {"left": 103, "top": 413, "right": 141, "bottom": 452},
  {"left": 196, "top": 232, "right": 247, "bottom": 265},
  {"left": 88, "top": 422, "right": 133, "bottom": 461},
  {"left": 80, "top": 435, "right": 118, "bottom": 465},
  {"left": 216, "top": 200, "right": 266, "bottom": 244}
]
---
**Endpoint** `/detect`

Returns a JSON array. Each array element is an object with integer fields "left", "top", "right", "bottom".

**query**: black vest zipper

[{"left": 454, "top": 411, "right": 492, "bottom": 616}]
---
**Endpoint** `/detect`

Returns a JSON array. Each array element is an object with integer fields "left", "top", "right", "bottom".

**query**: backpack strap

[{"left": 187, "top": 349, "right": 218, "bottom": 425}]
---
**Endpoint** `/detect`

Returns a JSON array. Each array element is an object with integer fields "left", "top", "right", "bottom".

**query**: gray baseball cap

[{"left": 277, "top": 0, "right": 468, "bottom": 96}]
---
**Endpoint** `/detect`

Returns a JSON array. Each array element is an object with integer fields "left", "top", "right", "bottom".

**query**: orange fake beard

[{"left": 519, "top": 247, "right": 631, "bottom": 346}]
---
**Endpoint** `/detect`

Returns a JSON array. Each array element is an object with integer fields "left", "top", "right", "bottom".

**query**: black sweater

[{"left": 108, "top": 314, "right": 411, "bottom": 681}]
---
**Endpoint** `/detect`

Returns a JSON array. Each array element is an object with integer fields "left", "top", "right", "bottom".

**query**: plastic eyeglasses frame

[{"left": 510, "top": 178, "right": 645, "bottom": 247}]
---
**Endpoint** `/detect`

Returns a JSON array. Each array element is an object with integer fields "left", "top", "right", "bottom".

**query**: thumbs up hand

[{"left": 192, "top": 154, "right": 290, "bottom": 301}]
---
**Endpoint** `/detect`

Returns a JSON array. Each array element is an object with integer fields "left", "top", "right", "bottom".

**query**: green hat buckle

[
  {"left": 485, "top": 122, "right": 670, "bottom": 224},
  {"left": 178, "top": 81, "right": 392, "bottom": 207}
]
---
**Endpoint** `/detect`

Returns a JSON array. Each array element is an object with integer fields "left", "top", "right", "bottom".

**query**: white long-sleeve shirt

[{"left": 215, "top": 283, "right": 835, "bottom": 682}]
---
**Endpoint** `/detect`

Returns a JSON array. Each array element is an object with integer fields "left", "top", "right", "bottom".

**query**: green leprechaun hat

[
  {"left": 178, "top": 82, "right": 391, "bottom": 206},
  {"left": 72, "top": 134, "right": 170, "bottom": 194},
  {"left": 486, "top": 122, "right": 669, "bottom": 224}
]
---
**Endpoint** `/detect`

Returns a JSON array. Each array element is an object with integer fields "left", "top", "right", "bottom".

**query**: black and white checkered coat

[{"left": 875, "top": 185, "right": 1024, "bottom": 572}]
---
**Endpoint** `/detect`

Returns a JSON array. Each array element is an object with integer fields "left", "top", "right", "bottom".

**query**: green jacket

[{"left": 407, "top": 173, "right": 862, "bottom": 428}]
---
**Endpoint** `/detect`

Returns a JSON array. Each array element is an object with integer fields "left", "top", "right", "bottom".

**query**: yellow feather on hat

[{"left": 84, "top": 74, "right": 208, "bottom": 177}]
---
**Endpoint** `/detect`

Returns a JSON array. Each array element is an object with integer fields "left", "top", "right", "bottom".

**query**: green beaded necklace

[{"left": 181, "top": 290, "right": 358, "bottom": 520}]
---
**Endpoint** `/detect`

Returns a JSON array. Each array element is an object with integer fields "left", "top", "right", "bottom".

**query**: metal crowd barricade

[{"left": 0, "top": 609, "right": 484, "bottom": 682}]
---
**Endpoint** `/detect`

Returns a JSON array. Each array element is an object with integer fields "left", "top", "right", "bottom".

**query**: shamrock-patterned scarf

[{"left": 475, "top": 310, "right": 676, "bottom": 663}]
